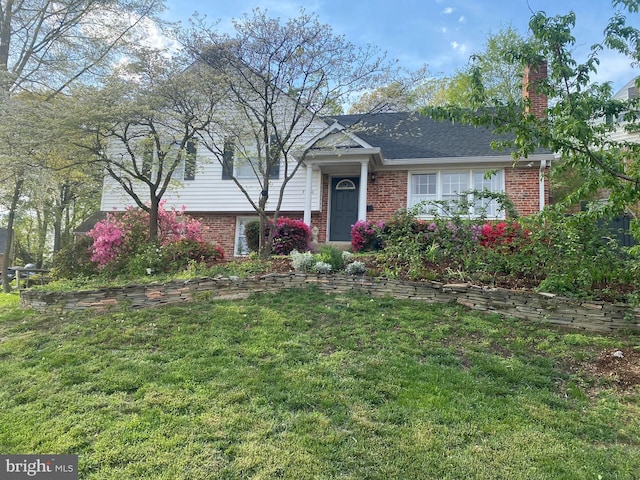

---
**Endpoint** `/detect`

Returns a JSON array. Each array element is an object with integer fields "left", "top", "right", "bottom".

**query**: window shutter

[
  {"left": 222, "top": 139, "right": 234, "bottom": 179},
  {"left": 184, "top": 140, "right": 197, "bottom": 180},
  {"left": 268, "top": 134, "right": 280, "bottom": 179}
]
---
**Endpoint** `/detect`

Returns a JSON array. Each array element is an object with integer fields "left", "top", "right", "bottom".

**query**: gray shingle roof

[{"left": 327, "top": 111, "right": 518, "bottom": 160}]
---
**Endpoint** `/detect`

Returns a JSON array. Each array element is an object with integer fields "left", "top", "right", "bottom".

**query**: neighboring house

[
  {"left": 100, "top": 66, "right": 553, "bottom": 256},
  {"left": 0, "top": 227, "right": 7, "bottom": 270},
  {"left": 74, "top": 211, "right": 108, "bottom": 240},
  {"left": 610, "top": 76, "right": 640, "bottom": 145}
]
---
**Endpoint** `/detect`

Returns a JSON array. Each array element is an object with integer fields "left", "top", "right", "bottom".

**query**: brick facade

[
  {"left": 365, "top": 171, "right": 408, "bottom": 223},
  {"left": 195, "top": 167, "right": 548, "bottom": 251},
  {"left": 505, "top": 166, "right": 550, "bottom": 216},
  {"left": 195, "top": 213, "right": 238, "bottom": 258}
]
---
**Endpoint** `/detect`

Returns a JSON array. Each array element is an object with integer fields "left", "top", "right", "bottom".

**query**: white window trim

[
  {"left": 235, "top": 216, "right": 260, "bottom": 256},
  {"left": 407, "top": 168, "right": 506, "bottom": 219}
]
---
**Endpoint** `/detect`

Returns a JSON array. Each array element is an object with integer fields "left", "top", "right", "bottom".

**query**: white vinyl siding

[
  {"left": 101, "top": 150, "right": 322, "bottom": 213},
  {"left": 409, "top": 169, "right": 505, "bottom": 219}
]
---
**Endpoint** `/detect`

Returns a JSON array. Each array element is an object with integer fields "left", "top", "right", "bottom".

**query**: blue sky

[{"left": 162, "top": 0, "right": 638, "bottom": 94}]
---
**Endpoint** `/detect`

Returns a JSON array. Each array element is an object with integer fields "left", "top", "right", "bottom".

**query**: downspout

[{"left": 539, "top": 159, "right": 547, "bottom": 211}]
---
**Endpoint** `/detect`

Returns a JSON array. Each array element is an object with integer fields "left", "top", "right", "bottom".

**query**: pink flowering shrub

[
  {"left": 87, "top": 202, "right": 220, "bottom": 273},
  {"left": 351, "top": 220, "right": 384, "bottom": 252},
  {"left": 87, "top": 216, "right": 126, "bottom": 267}
]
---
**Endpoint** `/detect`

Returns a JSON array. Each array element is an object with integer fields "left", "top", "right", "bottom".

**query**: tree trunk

[
  {"left": 53, "top": 205, "right": 63, "bottom": 254},
  {"left": 3, "top": 177, "right": 23, "bottom": 292},
  {"left": 53, "top": 184, "right": 71, "bottom": 253},
  {"left": 36, "top": 204, "right": 49, "bottom": 267},
  {"left": 149, "top": 195, "right": 159, "bottom": 241}
]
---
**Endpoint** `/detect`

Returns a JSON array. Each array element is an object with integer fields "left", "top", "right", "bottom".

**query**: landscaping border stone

[{"left": 20, "top": 273, "right": 640, "bottom": 333}]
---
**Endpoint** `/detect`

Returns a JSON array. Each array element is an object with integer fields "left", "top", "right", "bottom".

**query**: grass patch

[{"left": 1, "top": 288, "right": 639, "bottom": 479}]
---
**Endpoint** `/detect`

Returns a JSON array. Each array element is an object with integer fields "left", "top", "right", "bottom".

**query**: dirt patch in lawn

[{"left": 587, "top": 348, "right": 640, "bottom": 390}]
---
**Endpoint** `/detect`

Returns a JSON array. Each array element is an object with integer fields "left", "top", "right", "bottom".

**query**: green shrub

[
  {"left": 244, "top": 220, "right": 262, "bottom": 253},
  {"left": 51, "top": 236, "right": 98, "bottom": 279},
  {"left": 319, "top": 245, "right": 345, "bottom": 271},
  {"left": 123, "top": 242, "right": 166, "bottom": 276},
  {"left": 163, "top": 239, "right": 225, "bottom": 270}
]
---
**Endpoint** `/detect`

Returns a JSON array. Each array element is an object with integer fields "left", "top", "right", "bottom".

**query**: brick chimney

[{"left": 522, "top": 61, "right": 548, "bottom": 118}]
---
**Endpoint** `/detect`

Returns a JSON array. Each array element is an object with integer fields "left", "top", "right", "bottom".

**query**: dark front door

[{"left": 330, "top": 177, "right": 359, "bottom": 241}]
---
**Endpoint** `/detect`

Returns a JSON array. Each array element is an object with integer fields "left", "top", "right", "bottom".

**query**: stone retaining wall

[{"left": 20, "top": 274, "right": 640, "bottom": 333}]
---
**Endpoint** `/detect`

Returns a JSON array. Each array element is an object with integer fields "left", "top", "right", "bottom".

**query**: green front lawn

[{"left": 1, "top": 289, "right": 638, "bottom": 479}]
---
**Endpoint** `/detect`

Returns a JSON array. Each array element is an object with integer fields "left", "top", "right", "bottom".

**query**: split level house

[{"left": 99, "top": 65, "right": 553, "bottom": 257}]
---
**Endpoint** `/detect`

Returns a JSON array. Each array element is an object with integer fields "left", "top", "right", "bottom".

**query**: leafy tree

[
  {"left": 0, "top": 0, "right": 165, "bottom": 291},
  {"left": 182, "top": 8, "right": 395, "bottom": 257},
  {"left": 348, "top": 66, "right": 437, "bottom": 113},
  {"left": 427, "top": 0, "right": 640, "bottom": 215},
  {"left": 422, "top": 26, "right": 527, "bottom": 109},
  {"left": 69, "top": 50, "right": 224, "bottom": 240},
  {"left": 11, "top": 97, "right": 103, "bottom": 265},
  {"left": 350, "top": 27, "right": 525, "bottom": 114}
]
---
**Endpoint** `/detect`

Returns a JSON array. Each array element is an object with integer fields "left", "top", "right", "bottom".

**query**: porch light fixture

[{"left": 370, "top": 172, "right": 376, "bottom": 183}]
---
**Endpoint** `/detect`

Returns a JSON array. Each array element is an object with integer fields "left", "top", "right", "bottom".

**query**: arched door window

[{"left": 335, "top": 179, "right": 356, "bottom": 190}]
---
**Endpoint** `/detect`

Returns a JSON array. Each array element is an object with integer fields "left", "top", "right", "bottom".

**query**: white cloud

[
  {"left": 443, "top": 7, "right": 453, "bottom": 14},
  {"left": 440, "top": 27, "right": 447, "bottom": 33},
  {"left": 458, "top": 16, "right": 466, "bottom": 23},
  {"left": 451, "top": 41, "right": 467, "bottom": 54}
]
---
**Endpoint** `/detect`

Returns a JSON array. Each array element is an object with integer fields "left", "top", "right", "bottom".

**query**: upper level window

[
  {"left": 172, "top": 140, "right": 197, "bottom": 181},
  {"left": 221, "top": 136, "right": 280, "bottom": 180},
  {"left": 409, "top": 169, "right": 505, "bottom": 219},
  {"left": 142, "top": 139, "right": 197, "bottom": 181}
]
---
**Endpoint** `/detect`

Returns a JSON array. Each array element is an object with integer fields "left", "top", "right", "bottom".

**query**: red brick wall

[
  {"left": 195, "top": 213, "right": 238, "bottom": 258},
  {"left": 505, "top": 167, "right": 548, "bottom": 216},
  {"left": 366, "top": 170, "right": 408, "bottom": 222}
]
